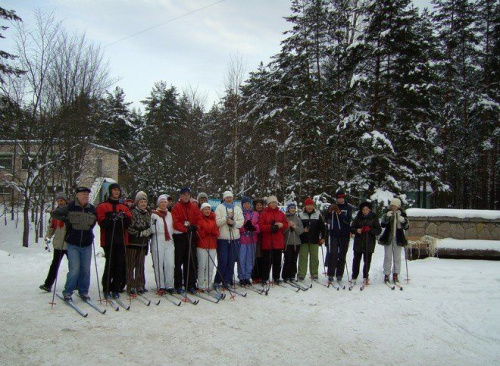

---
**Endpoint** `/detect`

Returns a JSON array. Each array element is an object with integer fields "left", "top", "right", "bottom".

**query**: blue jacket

[{"left": 327, "top": 202, "right": 354, "bottom": 237}]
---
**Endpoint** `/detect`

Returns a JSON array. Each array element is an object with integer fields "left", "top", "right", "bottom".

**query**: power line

[{"left": 104, "top": 0, "right": 227, "bottom": 48}]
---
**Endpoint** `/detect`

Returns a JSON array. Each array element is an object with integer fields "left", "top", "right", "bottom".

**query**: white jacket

[
  {"left": 215, "top": 204, "right": 244, "bottom": 240},
  {"left": 151, "top": 211, "right": 174, "bottom": 244}
]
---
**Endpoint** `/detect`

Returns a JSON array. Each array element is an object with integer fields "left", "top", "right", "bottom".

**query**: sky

[{"left": 3, "top": 0, "right": 433, "bottom": 110}]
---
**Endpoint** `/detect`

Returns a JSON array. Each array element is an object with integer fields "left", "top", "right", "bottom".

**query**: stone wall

[{"left": 407, "top": 216, "right": 500, "bottom": 240}]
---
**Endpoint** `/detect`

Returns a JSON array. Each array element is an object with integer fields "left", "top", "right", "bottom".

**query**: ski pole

[
  {"left": 404, "top": 241, "right": 410, "bottom": 283},
  {"left": 203, "top": 236, "right": 240, "bottom": 299},
  {"left": 185, "top": 230, "right": 193, "bottom": 296},
  {"left": 50, "top": 247, "right": 65, "bottom": 308},
  {"left": 92, "top": 239, "right": 103, "bottom": 303},
  {"left": 151, "top": 218, "right": 161, "bottom": 292},
  {"left": 121, "top": 223, "right": 132, "bottom": 304},
  {"left": 104, "top": 215, "right": 118, "bottom": 300},
  {"left": 320, "top": 241, "right": 327, "bottom": 279}
]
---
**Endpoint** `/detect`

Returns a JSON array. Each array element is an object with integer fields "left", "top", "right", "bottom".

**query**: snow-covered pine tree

[
  {"left": 139, "top": 81, "right": 180, "bottom": 195},
  {"left": 473, "top": 0, "right": 500, "bottom": 209},
  {"left": 96, "top": 87, "right": 136, "bottom": 189},
  {"left": 345, "top": 0, "right": 430, "bottom": 204},
  {"left": 432, "top": 0, "right": 482, "bottom": 208}
]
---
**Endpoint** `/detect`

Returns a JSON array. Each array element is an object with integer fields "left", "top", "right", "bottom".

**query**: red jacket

[
  {"left": 171, "top": 200, "right": 202, "bottom": 233},
  {"left": 96, "top": 199, "right": 132, "bottom": 247},
  {"left": 259, "top": 206, "right": 289, "bottom": 250},
  {"left": 197, "top": 211, "right": 219, "bottom": 249}
]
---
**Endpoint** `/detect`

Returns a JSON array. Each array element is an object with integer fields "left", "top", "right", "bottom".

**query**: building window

[
  {"left": 21, "top": 156, "right": 31, "bottom": 170},
  {"left": 0, "top": 155, "right": 13, "bottom": 170},
  {"left": 0, "top": 185, "right": 11, "bottom": 195}
]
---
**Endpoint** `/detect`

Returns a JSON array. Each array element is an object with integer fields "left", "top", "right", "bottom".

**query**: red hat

[{"left": 304, "top": 198, "right": 314, "bottom": 206}]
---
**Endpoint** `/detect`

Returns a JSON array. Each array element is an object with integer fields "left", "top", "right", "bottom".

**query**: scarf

[{"left": 153, "top": 209, "right": 171, "bottom": 241}]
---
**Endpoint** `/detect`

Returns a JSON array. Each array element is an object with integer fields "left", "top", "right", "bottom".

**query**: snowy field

[{"left": 1, "top": 219, "right": 499, "bottom": 366}]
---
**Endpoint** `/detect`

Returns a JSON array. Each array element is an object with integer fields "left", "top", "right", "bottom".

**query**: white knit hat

[
  {"left": 157, "top": 194, "right": 169, "bottom": 205},
  {"left": 135, "top": 191, "right": 148, "bottom": 204},
  {"left": 222, "top": 191, "right": 233, "bottom": 200},
  {"left": 200, "top": 202, "right": 211, "bottom": 210},
  {"left": 267, "top": 195, "right": 279, "bottom": 204},
  {"left": 390, "top": 198, "right": 401, "bottom": 208}
]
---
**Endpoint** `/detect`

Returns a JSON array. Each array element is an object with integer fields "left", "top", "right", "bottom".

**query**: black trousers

[
  {"left": 351, "top": 251, "right": 373, "bottom": 280},
  {"left": 261, "top": 249, "right": 283, "bottom": 282},
  {"left": 173, "top": 233, "right": 197, "bottom": 289},
  {"left": 327, "top": 234, "right": 350, "bottom": 278},
  {"left": 43, "top": 249, "right": 67, "bottom": 288},
  {"left": 102, "top": 242, "right": 126, "bottom": 293},
  {"left": 282, "top": 245, "right": 300, "bottom": 280}
]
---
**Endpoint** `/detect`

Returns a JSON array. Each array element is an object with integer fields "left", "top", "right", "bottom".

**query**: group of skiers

[{"left": 39, "top": 184, "right": 409, "bottom": 302}]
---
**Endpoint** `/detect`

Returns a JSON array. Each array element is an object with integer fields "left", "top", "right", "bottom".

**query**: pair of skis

[
  {"left": 129, "top": 293, "right": 161, "bottom": 306},
  {"left": 56, "top": 294, "right": 106, "bottom": 317},
  {"left": 385, "top": 280, "right": 404, "bottom": 291},
  {"left": 283, "top": 280, "right": 311, "bottom": 292}
]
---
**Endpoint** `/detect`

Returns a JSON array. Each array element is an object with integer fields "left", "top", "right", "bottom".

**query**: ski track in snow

[{"left": 0, "top": 221, "right": 499, "bottom": 365}]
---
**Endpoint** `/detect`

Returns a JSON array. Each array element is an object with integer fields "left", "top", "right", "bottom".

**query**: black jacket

[
  {"left": 350, "top": 211, "right": 382, "bottom": 253},
  {"left": 299, "top": 210, "right": 326, "bottom": 244},
  {"left": 379, "top": 210, "right": 409, "bottom": 247}
]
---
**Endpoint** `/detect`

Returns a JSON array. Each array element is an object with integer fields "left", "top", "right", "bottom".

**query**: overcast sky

[{"left": 3, "top": 0, "right": 433, "bottom": 110}]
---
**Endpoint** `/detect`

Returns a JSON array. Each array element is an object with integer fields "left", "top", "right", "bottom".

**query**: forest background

[{"left": 1, "top": 0, "right": 499, "bottom": 234}]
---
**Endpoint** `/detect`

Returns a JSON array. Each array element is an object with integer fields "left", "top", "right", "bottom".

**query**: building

[{"left": 0, "top": 140, "right": 119, "bottom": 203}]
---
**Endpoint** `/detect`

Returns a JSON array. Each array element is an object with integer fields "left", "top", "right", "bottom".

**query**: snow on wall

[{"left": 407, "top": 208, "right": 500, "bottom": 220}]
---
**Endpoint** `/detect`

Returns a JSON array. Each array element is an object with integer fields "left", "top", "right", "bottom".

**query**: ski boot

[{"left": 39, "top": 284, "right": 51, "bottom": 292}]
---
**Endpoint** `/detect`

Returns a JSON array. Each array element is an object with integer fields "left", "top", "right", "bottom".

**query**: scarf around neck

[{"left": 154, "top": 209, "right": 171, "bottom": 241}]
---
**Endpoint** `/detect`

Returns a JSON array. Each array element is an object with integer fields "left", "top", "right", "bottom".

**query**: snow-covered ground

[{"left": 1, "top": 219, "right": 499, "bottom": 366}]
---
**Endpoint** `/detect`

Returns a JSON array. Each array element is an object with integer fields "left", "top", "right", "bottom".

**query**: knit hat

[
  {"left": 359, "top": 201, "right": 372, "bottom": 210},
  {"left": 135, "top": 191, "right": 147, "bottom": 204},
  {"left": 223, "top": 191, "right": 233, "bottom": 200},
  {"left": 200, "top": 202, "right": 211, "bottom": 210},
  {"left": 157, "top": 194, "right": 169, "bottom": 205},
  {"left": 286, "top": 202, "right": 297, "bottom": 211},
  {"left": 55, "top": 192, "right": 67, "bottom": 202},
  {"left": 179, "top": 187, "right": 191, "bottom": 195},
  {"left": 267, "top": 195, "right": 279, "bottom": 204},
  {"left": 335, "top": 190, "right": 346, "bottom": 199},
  {"left": 304, "top": 197, "right": 315, "bottom": 206},
  {"left": 390, "top": 198, "right": 401, "bottom": 208},
  {"left": 241, "top": 196, "right": 251, "bottom": 205},
  {"left": 75, "top": 186, "right": 91, "bottom": 194},
  {"left": 197, "top": 192, "right": 208, "bottom": 201},
  {"left": 108, "top": 183, "right": 121, "bottom": 195}
]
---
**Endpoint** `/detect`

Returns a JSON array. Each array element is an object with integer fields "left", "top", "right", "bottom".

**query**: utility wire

[{"left": 105, "top": 0, "right": 227, "bottom": 48}]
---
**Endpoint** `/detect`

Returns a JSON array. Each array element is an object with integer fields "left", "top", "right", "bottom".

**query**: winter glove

[
  {"left": 116, "top": 211, "right": 125, "bottom": 219},
  {"left": 397, "top": 215, "right": 405, "bottom": 223},
  {"left": 187, "top": 225, "right": 198, "bottom": 233},
  {"left": 329, "top": 204, "right": 340, "bottom": 214},
  {"left": 290, "top": 227, "right": 295, "bottom": 232},
  {"left": 386, "top": 211, "right": 393, "bottom": 217},
  {"left": 244, "top": 220, "right": 254, "bottom": 231},
  {"left": 361, "top": 226, "right": 371, "bottom": 233},
  {"left": 141, "top": 228, "right": 152, "bottom": 237},
  {"left": 271, "top": 224, "right": 279, "bottom": 233}
]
